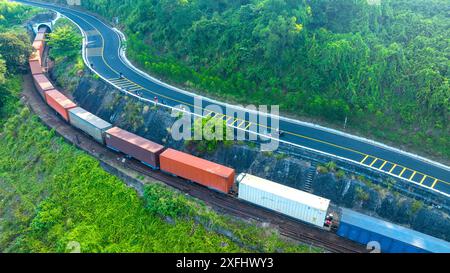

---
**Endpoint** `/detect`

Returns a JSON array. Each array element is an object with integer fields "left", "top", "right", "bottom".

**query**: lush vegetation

[
  {"left": 0, "top": 108, "right": 240, "bottom": 252},
  {"left": 185, "top": 116, "right": 234, "bottom": 152},
  {"left": 0, "top": 0, "right": 40, "bottom": 31},
  {"left": 50, "top": 0, "right": 449, "bottom": 159},
  {"left": 48, "top": 18, "right": 85, "bottom": 92},
  {"left": 1, "top": 2, "right": 317, "bottom": 253},
  {"left": 0, "top": 101, "right": 316, "bottom": 253}
]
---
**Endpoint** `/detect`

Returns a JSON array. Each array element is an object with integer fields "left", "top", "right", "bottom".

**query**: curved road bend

[{"left": 18, "top": 0, "right": 450, "bottom": 197}]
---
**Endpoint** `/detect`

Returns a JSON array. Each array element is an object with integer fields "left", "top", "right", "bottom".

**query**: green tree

[
  {"left": 0, "top": 32, "right": 31, "bottom": 72},
  {"left": 47, "top": 25, "right": 82, "bottom": 59}
]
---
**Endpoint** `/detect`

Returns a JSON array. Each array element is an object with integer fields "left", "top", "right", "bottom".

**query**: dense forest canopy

[{"left": 48, "top": 0, "right": 449, "bottom": 158}]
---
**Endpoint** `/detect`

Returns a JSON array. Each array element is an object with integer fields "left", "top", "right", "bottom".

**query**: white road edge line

[{"left": 28, "top": 2, "right": 450, "bottom": 198}]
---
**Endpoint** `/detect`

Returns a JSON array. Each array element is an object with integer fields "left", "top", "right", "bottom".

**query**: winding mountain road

[{"left": 18, "top": 0, "right": 450, "bottom": 197}]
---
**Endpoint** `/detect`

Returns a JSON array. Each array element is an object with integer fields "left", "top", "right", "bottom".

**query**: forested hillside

[
  {"left": 0, "top": 1, "right": 316, "bottom": 253},
  {"left": 49, "top": 0, "right": 449, "bottom": 159}
]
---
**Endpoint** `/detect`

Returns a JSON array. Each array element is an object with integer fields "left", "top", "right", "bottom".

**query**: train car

[
  {"left": 337, "top": 208, "right": 450, "bottom": 253},
  {"left": 32, "top": 40, "right": 45, "bottom": 59},
  {"left": 44, "top": 89, "right": 77, "bottom": 122},
  {"left": 69, "top": 107, "right": 112, "bottom": 144},
  {"left": 237, "top": 173, "right": 330, "bottom": 227},
  {"left": 33, "top": 74, "right": 54, "bottom": 99},
  {"left": 29, "top": 51, "right": 41, "bottom": 66},
  {"left": 104, "top": 127, "right": 165, "bottom": 169},
  {"left": 35, "top": 32, "right": 46, "bottom": 42},
  {"left": 29, "top": 59, "right": 42, "bottom": 75},
  {"left": 159, "top": 149, "right": 235, "bottom": 193}
]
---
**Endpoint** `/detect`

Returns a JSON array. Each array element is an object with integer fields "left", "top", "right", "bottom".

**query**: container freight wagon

[
  {"left": 159, "top": 149, "right": 235, "bottom": 193},
  {"left": 337, "top": 208, "right": 450, "bottom": 253},
  {"left": 29, "top": 59, "right": 42, "bottom": 75},
  {"left": 34, "top": 32, "right": 45, "bottom": 42},
  {"left": 44, "top": 89, "right": 77, "bottom": 122},
  {"left": 237, "top": 173, "right": 330, "bottom": 227},
  {"left": 32, "top": 40, "right": 45, "bottom": 59},
  {"left": 69, "top": 107, "right": 112, "bottom": 144},
  {"left": 33, "top": 74, "right": 54, "bottom": 99},
  {"left": 29, "top": 51, "right": 41, "bottom": 66},
  {"left": 105, "top": 127, "right": 165, "bottom": 169}
]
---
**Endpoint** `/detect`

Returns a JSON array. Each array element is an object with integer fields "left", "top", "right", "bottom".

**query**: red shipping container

[
  {"left": 45, "top": 89, "right": 77, "bottom": 122},
  {"left": 29, "top": 51, "right": 41, "bottom": 65},
  {"left": 32, "top": 40, "right": 44, "bottom": 59},
  {"left": 33, "top": 74, "right": 54, "bottom": 99},
  {"left": 105, "top": 127, "right": 165, "bottom": 169},
  {"left": 29, "top": 59, "right": 42, "bottom": 75},
  {"left": 160, "top": 149, "right": 235, "bottom": 193}
]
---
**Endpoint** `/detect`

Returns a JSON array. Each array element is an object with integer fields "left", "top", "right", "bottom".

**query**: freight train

[{"left": 28, "top": 27, "right": 450, "bottom": 253}]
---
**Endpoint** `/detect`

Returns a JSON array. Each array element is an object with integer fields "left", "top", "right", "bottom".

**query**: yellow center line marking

[
  {"left": 409, "top": 171, "right": 416, "bottom": 181},
  {"left": 76, "top": 10, "right": 450, "bottom": 188},
  {"left": 389, "top": 164, "right": 397, "bottom": 173},
  {"left": 431, "top": 179, "right": 439, "bottom": 188},
  {"left": 360, "top": 155, "right": 369, "bottom": 164},
  {"left": 399, "top": 168, "right": 407, "bottom": 177},
  {"left": 419, "top": 175, "right": 427, "bottom": 184},
  {"left": 379, "top": 161, "right": 387, "bottom": 170},
  {"left": 369, "top": 158, "right": 378, "bottom": 167}
]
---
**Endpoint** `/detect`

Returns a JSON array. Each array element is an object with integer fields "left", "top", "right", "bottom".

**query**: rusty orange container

[
  {"left": 29, "top": 59, "right": 42, "bottom": 75},
  {"left": 159, "top": 148, "right": 235, "bottom": 193},
  {"left": 33, "top": 74, "right": 54, "bottom": 99},
  {"left": 45, "top": 89, "right": 77, "bottom": 122},
  {"left": 32, "top": 40, "right": 44, "bottom": 59},
  {"left": 105, "top": 127, "right": 165, "bottom": 169}
]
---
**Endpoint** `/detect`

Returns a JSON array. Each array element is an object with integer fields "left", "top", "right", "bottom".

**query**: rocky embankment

[{"left": 49, "top": 66, "right": 450, "bottom": 242}]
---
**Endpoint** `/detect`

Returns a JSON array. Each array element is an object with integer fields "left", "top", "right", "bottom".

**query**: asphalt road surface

[{"left": 18, "top": 0, "right": 450, "bottom": 197}]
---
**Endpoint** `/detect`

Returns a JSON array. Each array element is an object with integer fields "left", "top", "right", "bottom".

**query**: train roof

[
  {"left": 161, "top": 149, "right": 235, "bottom": 178},
  {"left": 340, "top": 208, "right": 450, "bottom": 253},
  {"left": 106, "top": 127, "right": 164, "bottom": 153},
  {"left": 238, "top": 173, "right": 330, "bottom": 211},
  {"left": 69, "top": 107, "right": 112, "bottom": 129}
]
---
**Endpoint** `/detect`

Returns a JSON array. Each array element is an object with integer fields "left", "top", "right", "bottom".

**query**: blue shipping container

[{"left": 337, "top": 208, "right": 450, "bottom": 253}]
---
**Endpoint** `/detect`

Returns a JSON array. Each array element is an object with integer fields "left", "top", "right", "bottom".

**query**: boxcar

[
  {"left": 29, "top": 59, "right": 42, "bottom": 75},
  {"left": 44, "top": 89, "right": 77, "bottom": 122},
  {"left": 104, "top": 127, "right": 165, "bottom": 169},
  {"left": 337, "top": 208, "right": 450, "bottom": 253},
  {"left": 237, "top": 173, "right": 330, "bottom": 227},
  {"left": 159, "top": 149, "right": 235, "bottom": 193},
  {"left": 29, "top": 51, "right": 41, "bottom": 66},
  {"left": 69, "top": 107, "right": 112, "bottom": 144},
  {"left": 33, "top": 74, "right": 54, "bottom": 99},
  {"left": 32, "top": 40, "right": 45, "bottom": 59}
]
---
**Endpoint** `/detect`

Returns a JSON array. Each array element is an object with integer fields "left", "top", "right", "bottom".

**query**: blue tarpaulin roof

[{"left": 340, "top": 208, "right": 450, "bottom": 253}]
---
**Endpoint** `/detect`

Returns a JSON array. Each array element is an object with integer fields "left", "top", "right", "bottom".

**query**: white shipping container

[
  {"left": 69, "top": 107, "right": 112, "bottom": 144},
  {"left": 237, "top": 173, "right": 330, "bottom": 227}
]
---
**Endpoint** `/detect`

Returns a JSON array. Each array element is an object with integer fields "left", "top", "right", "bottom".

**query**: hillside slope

[{"left": 46, "top": 0, "right": 449, "bottom": 160}]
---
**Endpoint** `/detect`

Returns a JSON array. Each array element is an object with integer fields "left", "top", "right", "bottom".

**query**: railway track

[{"left": 21, "top": 73, "right": 367, "bottom": 253}]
